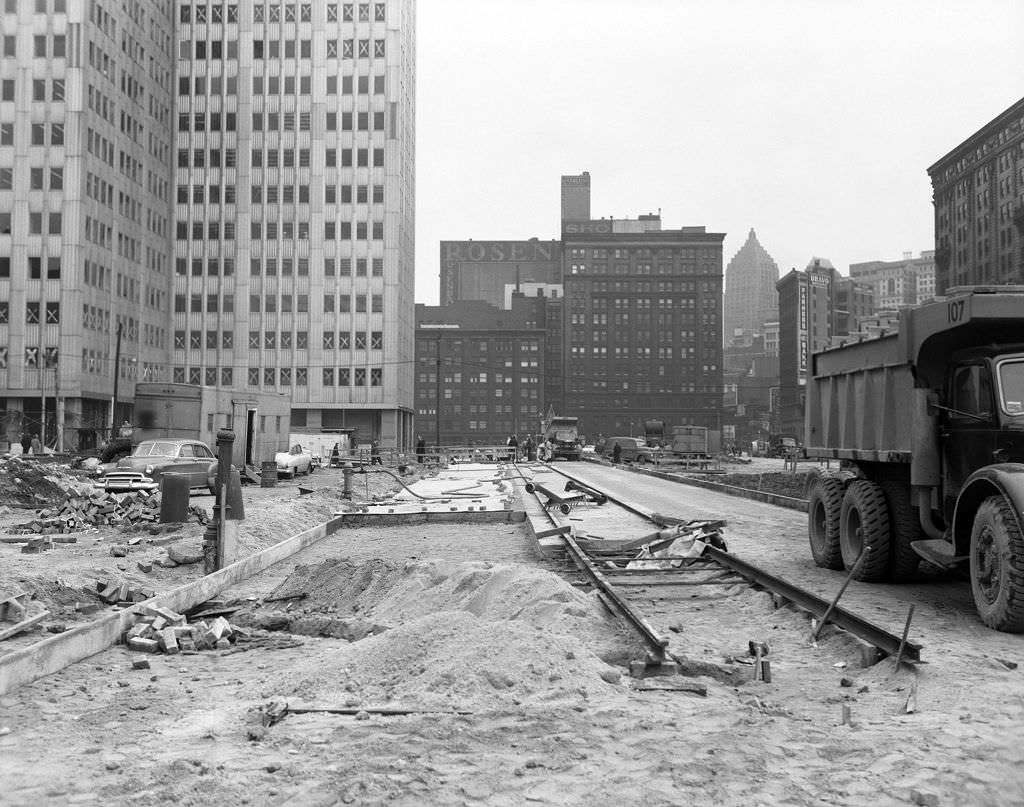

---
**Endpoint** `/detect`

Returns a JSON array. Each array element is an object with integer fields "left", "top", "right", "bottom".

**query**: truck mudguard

[{"left": 951, "top": 463, "right": 1024, "bottom": 554}]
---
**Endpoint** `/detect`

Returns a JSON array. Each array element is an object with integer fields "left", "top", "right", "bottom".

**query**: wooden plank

[{"left": 0, "top": 610, "right": 50, "bottom": 641}]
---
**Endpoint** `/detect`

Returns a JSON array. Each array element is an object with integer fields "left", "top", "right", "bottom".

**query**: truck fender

[{"left": 952, "top": 463, "right": 1024, "bottom": 555}]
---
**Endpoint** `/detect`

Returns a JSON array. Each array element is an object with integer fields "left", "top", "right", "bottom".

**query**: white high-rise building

[
  {"left": 0, "top": 0, "right": 177, "bottom": 451},
  {"left": 174, "top": 0, "right": 416, "bottom": 448}
]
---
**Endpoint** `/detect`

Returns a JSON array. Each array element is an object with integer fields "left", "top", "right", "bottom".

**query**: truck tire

[
  {"left": 970, "top": 495, "right": 1024, "bottom": 633},
  {"left": 808, "top": 475, "right": 844, "bottom": 570},
  {"left": 880, "top": 480, "right": 921, "bottom": 582},
  {"left": 839, "top": 479, "right": 891, "bottom": 582}
]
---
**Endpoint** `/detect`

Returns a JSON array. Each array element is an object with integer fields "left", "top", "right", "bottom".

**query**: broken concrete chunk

[
  {"left": 126, "top": 637, "right": 160, "bottom": 653},
  {"left": 166, "top": 543, "right": 204, "bottom": 565}
]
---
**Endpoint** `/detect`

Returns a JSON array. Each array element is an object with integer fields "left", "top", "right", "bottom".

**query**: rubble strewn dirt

[{"left": 3, "top": 458, "right": 1024, "bottom": 805}]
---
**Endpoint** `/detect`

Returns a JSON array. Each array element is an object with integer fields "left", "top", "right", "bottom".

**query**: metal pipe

[{"left": 358, "top": 467, "right": 479, "bottom": 499}]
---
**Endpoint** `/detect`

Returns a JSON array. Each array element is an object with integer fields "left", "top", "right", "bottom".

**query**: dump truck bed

[{"left": 804, "top": 333, "right": 914, "bottom": 463}]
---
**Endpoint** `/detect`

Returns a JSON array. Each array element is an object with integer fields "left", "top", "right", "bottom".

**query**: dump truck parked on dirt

[{"left": 803, "top": 286, "right": 1024, "bottom": 632}]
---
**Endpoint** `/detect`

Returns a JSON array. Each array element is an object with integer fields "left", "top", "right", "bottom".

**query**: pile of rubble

[
  {"left": 8, "top": 489, "right": 162, "bottom": 534},
  {"left": 124, "top": 603, "right": 245, "bottom": 655},
  {"left": 0, "top": 456, "right": 73, "bottom": 507}
]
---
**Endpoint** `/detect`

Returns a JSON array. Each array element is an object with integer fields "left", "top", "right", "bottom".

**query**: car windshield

[
  {"left": 998, "top": 360, "right": 1024, "bottom": 415},
  {"left": 131, "top": 442, "right": 179, "bottom": 457}
]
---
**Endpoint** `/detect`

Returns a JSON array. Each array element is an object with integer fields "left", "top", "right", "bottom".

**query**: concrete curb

[
  {"left": 0, "top": 515, "right": 346, "bottom": 696},
  {"left": 337, "top": 510, "right": 525, "bottom": 527}
]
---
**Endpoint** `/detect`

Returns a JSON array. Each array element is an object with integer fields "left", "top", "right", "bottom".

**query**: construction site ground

[{"left": 0, "top": 456, "right": 1022, "bottom": 806}]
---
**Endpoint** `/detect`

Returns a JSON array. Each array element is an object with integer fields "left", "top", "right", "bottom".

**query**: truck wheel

[
  {"left": 808, "top": 475, "right": 845, "bottom": 570},
  {"left": 970, "top": 495, "right": 1024, "bottom": 632},
  {"left": 880, "top": 481, "right": 921, "bottom": 582},
  {"left": 839, "top": 479, "right": 891, "bottom": 582}
]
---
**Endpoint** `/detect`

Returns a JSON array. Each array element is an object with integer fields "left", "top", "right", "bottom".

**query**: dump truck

[
  {"left": 803, "top": 286, "right": 1024, "bottom": 631},
  {"left": 544, "top": 416, "right": 583, "bottom": 461}
]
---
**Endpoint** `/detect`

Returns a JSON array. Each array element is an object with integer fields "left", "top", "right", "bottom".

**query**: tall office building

[
  {"left": 560, "top": 171, "right": 590, "bottom": 224},
  {"left": 174, "top": 0, "right": 417, "bottom": 449},
  {"left": 723, "top": 228, "right": 779, "bottom": 344},
  {"left": 0, "top": 1, "right": 177, "bottom": 451},
  {"left": 562, "top": 216, "right": 725, "bottom": 439},
  {"left": 928, "top": 96, "right": 1024, "bottom": 293}
]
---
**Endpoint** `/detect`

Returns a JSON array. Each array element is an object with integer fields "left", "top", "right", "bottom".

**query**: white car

[{"left": 274, "top": 444, "right": 314, "bottom": 478}]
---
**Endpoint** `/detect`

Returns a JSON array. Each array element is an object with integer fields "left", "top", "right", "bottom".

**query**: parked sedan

[
  {"left": 599, "top": 436, "right": 661, "bottom": 464},
  {"left": 95, "top": 439, "right": 218, "bottom": 492},
  {"left": 274, "top": 444, "right": 314, "bottom": 478}
]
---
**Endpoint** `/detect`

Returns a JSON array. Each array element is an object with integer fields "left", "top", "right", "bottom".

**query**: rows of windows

[
  {"left": 173, "top": 73, "right": 386, "bottom": 100},
  {"left": 0, "top": 345, "right": 58, "bottom": 370},
  {"left": 167, "top": 365, "right": 384, "bottom": 389},
  {"left": 0, "top": 211, "right": 63, "bottom": 235},
  {"left": 177, "top": 37, "right": 385, "bottom": 62}
]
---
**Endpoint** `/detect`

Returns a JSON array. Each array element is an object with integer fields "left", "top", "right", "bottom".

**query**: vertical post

[
  {"left": 39, "top": 361, "right": 46, "bottom": 450},
  {"left": 55, "top": 367, "right": 63, "bottom": 453},
  {"left": 110, "top": 321, "right": 123, "bottom": 439},
  {"left": 434, "top": 330, "right": 441, "bottom": 452},
  {"left": 203, "top": 428, "right": 235, "bottom": 574}
]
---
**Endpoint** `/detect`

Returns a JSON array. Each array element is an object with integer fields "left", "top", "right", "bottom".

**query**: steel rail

[
  {"left": 546, "top": 464, "right": 924, "bottom": 663},
  {"left": 703, "top": 546, "right": 921, "bottom": 661},
  {"left": 559, "top": 530, "right": 670, "bottom": 663}
]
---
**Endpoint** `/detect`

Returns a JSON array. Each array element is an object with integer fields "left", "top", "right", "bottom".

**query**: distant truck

[
  {"left": 544, "top": 416, "right": 583, "bottom": 461},
  {"left": 669, "top": 425, "right": 720, "bottom": 456},
  {"left": 803, "top": 287, "right": 1024, "bottom": 632},
  {"left": 643, "top": 419, "right": 666, "bottom": 447},
  {"left": 132, "top": 382, "right": 291, "bottom": 475},
  {"left": 769, "top": 434, "right": 799, "bottom": 458}
]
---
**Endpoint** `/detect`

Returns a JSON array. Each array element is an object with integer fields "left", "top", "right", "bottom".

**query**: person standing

[
  {"left": 612, "top": 441, "right": 622, "bottom": 464},
  {"left": 31, "top": 433, "right": 42, "bottom": 455},
  {"left": 20, "top": 431, "right": 32, "bottom": 455},
  {"left": 506, "top": 434, "right": 518, "bottom": 462},
  {"left": 524, "top": 435, "right": 535, "bottom": 461},
  {"left": 370, "top": 438, "right": 383, "bottom": 465},
  {"left": 416, "top": 435, "right": 426, "bottom": 463}
]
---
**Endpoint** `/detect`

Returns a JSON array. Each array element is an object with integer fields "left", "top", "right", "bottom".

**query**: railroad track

[{"left": 518, "top": 462, "right": 922, "bottom": 670}]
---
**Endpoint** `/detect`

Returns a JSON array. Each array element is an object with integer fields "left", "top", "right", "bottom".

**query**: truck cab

[{"left": 941, "top": 348, "right": 1024, "bottom": 517}]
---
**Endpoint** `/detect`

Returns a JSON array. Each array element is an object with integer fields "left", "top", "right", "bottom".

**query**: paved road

[{"left": 546, "top": 462, "right": 1024, "bottom": 662}]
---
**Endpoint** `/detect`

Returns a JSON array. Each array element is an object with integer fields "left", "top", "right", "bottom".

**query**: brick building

[
  {"left": 928, "top": 96, "right": 1024, "bottom": 293},
  {"left": 561, "top": 217, "right": 725, "bottom": 440},
  {"left": 414, "top": 296, "right": 554, "bottom": 447}
]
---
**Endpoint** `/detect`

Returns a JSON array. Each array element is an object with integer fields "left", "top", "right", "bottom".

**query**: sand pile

[
  {"left": 265, "top": 558, "right": 626, "bottom": 651},
  {"left": 258, "top": 610, "right": 625, "bottom": 710},
  {"left": 250, "top": 558, "right": 632, "bottom": 709}
]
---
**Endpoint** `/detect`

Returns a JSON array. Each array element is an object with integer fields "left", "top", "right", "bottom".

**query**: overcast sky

[{"left": 414, "top": 0, "right": 1024, "bottom": 304}]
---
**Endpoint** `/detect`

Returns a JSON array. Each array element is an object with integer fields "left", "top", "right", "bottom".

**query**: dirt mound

[
  {"left": 258, "top": 610, "right": 625, "bottom": 710},
  {"left": 0, "top": 458, "right": 73, "bottom": 507},
  {"left": 262, "top": 558, "right": 625, "bottom": 649},
  {"left": 244, "top": 558, "right": 630, "bottom": 709}
]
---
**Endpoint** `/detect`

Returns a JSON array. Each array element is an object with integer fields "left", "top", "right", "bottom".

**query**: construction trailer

[
  {"left": 668, "top": 425, "right": 720, "bottom": 456},
  {"left": 133, "top": 383, "right": 291, "bottom": 475},
  {"left": 803, "top": 287, "right": 1024, "bottom": 632}
]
